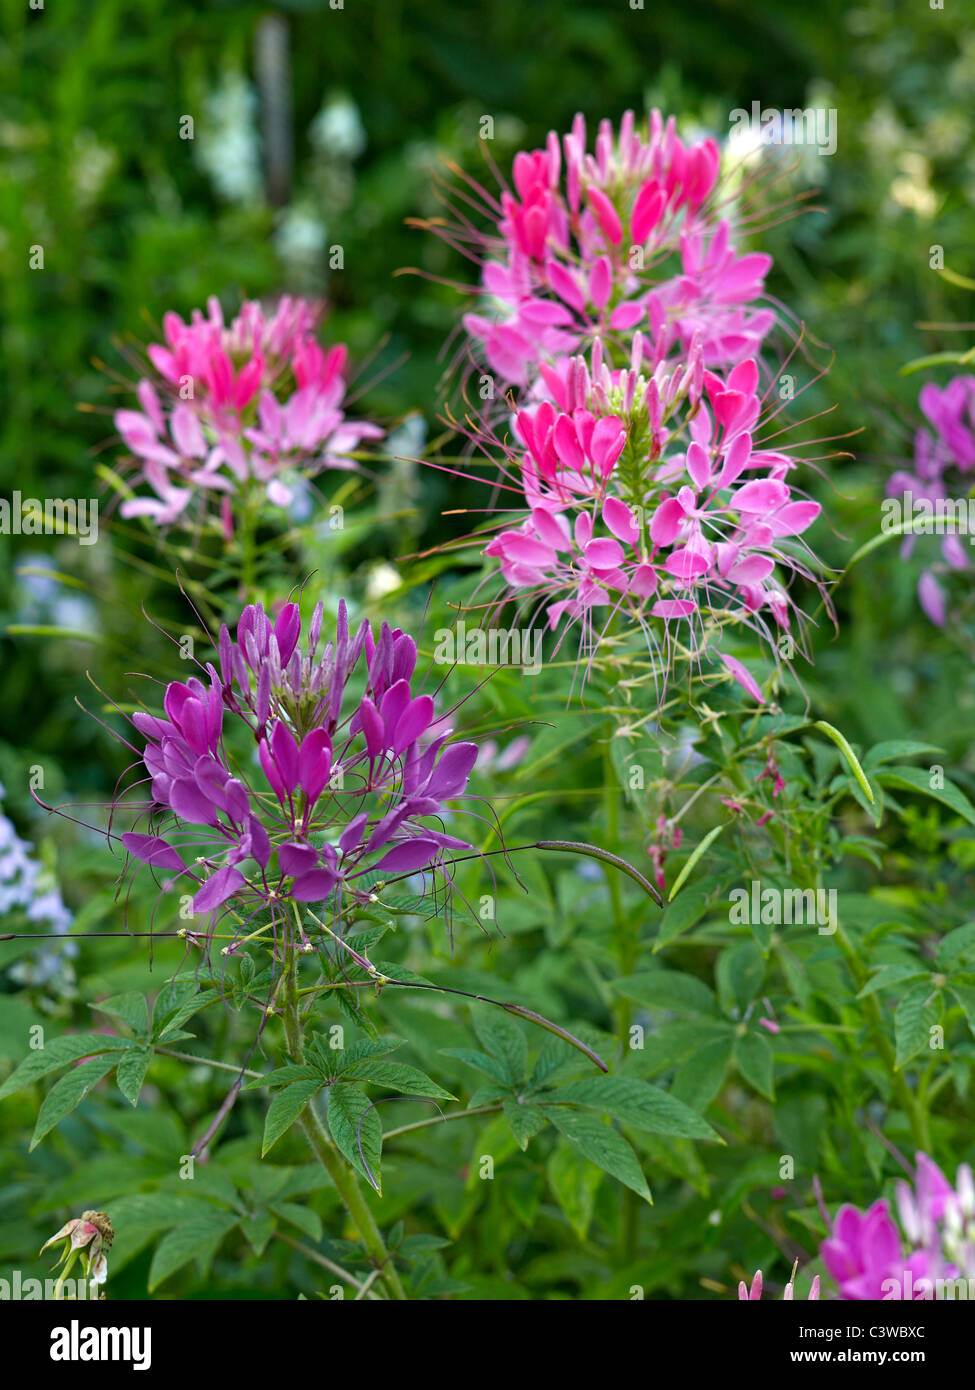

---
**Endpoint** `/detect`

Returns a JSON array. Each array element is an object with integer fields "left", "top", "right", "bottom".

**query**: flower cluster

[
  {"left": 120, "top": 599, "right": 480, "bottom": 940},
  {"left": 1, "top": 780, "right": 75, "bottom": 985},
  {"left": 463, "top": 110, "right": 774, "bottom": 390},
  {"left": 448, "top": 112, "right": 824, "bottom": 689},
  {"left": 114, "top": 296, "right": 382, "bottom": 529},
  {"left": 820, "top": 1153, "right": 975, "bottom": 1300},
  {"left": 479, "top": 336, "right": 822, "bottom": 677},
  {"left": 887, "top": 374, "right": 975, "bottom": 625}
]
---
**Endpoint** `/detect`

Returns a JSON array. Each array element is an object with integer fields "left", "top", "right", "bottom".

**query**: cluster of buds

[
  {"left": 738, "top": 1261, "right": 820, "bottom": 1301},
  {"left": 120, "top": 598, "right": 480, "bottom": 939},
  {"left": 40, "top": 1211, "right": 114, "bottom": 1289},
  {"left": 114, "top": 295, "right": 382, "bottom": 530}
]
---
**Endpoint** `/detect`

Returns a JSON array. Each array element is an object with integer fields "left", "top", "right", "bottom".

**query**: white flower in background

[
  {"left": 309, "top": 95, "right": 367, "bottom": 162},
  {"left": 273, "top": 201, "right": 328, "bottom": 272},
  {"left": 196, "top": 67, "right": 263, "bottom": 205},
  {"left": 0, "top": 782, "right": 75, "bottom": 986}
]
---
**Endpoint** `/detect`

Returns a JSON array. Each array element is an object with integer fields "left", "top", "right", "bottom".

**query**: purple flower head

[{"left": 119, "top": 598, "right": 483, "bottom": 935}]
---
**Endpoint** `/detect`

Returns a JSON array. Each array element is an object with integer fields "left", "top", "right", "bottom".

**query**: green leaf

[
  {"left": 654, "top": 879, "right": 720, "bottom": 951},
  {"left": 261, "top": 1078, "right": 323, "bottom": 1156},
  {"left": 814, "top": 721, "right": 875, "bottom": 804},
  {"left": 270, "top": 1202, "right": 323, "bottom": 1243},
  {"left": 552, "top": 1075, "right": 719, "bottom": 1140},
  {"left": 441, "top": 1048, "right": 512, "bottom": 1086},
  {"left": 545, "top": 1107, "right": 651, "bottom": 1202},
  {"left": 116, "top": 1046, "right": 153, "bottom": 1106},
  {"left": 327, "top": 1083, "right": 383, "bottom": 1193},
  {"left": 874, "top": 765, "right": 975, "bottom": 829},
  {"left": 938, "top": 924, "right": 975, "bottom": 971},
  {"left": 895, "top": 983, "right": 938, "bottom": 1069},
  {"left": 472, "top": 1006, "right": 527, "bottom": 1085},
  {"left": 30, "top": 1056, "right": 118, "bottom": 1149},
  {"left": 614, "top": 970, "right": 717, "bottom": 1014},
  {"left": 547, "top": 1138, "right": 602, "bottom": 1240},
  {"left": 154, "top": 989, "right": 221, "bottom": 1042},
  {"left": 717, "top": 942, "right": 765, "bottom": 1014},
  {"left": 858, "top": 964, "right": 928, "bottom": 998},
  {"left": 332, "top": 1037, "right": 405, "bottom": 1069},
  {"left": 240, "top": 1211, "right": 276, "bottom": 1257},
  {"left": 862, "top": 740, "right": 944, "bottom": 769},
  {"left": 950, "top": 985, "right": 975, "bottom": 1041},
  {"left": 148, "top": 1211, "right": 239, "bottom": 1291},
  {"left": 502, "top": 1097, "right": 547, "bottom": 1149},
  {"left": 735, "top": 1032, "right": 775, "bottom": 1100},
  {"left": 90, "top": 992, "right": 150, "bottom": 1037},
  {"left": 0, "top": 1033, "right": 132, "bottom": 1101},
  {"left": 244, "top": 1063, "right": 321, "bottom": 1092},
  {"left": 671, "top": 1034, "right": 734, "bottom": 1110},
  {"left": 339, "top": 1059, "right": 455, "bottom": 1101}
]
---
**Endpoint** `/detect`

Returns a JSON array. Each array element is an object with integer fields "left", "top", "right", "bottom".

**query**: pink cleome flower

[
  {"left": 886, "top": 374, "right": 975, "bottom": 626},
  {"left": 477, "top": 337, "right": 822, "bottom": 674},
  {"left": 114, "top": 296, "right": 382, "bottom": 528},
  {"left": 462, "top": 110, "right": 775, "bottom": 393}
]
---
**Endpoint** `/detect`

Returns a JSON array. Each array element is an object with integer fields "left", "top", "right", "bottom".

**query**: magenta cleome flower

[
  {"left": 886, "top": 374, "right": 975, "bottom": 625},
  {"left": 462, "top": 110, "right": 775, "bottom": 393},
  {"left": 119, "top": 599, "right": 481, "bottom": 936},
  {"left": 474, "top": 334, "right": 822, "bottom": 682},
  {"left": 114, "top": 296, "right": 382, "bottom": 529},
  {"left": 817, "top": 1153, "right": 975, "bottom": 1299}
]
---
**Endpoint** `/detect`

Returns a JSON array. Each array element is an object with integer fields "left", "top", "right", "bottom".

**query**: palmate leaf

[
  {"left": 147, "top": 1211, "right": 240, "bottom": 1292},
  {"left": 0, "top": 1033, "right": 133, "bottom": 1101},
  {"left": 30, "top": 1055, "right": 118, "bottom": 1149},
  {"left": 471, "top": 1006, "right": 527, "bottom": 1085}
]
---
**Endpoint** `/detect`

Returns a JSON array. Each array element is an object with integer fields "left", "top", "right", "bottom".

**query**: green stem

[
  {"left": 833, "top": 920, "right": 932, "bottom": 1153},
  {"left": 281, "top": 948, "right": 408, "bottom": 1301}
]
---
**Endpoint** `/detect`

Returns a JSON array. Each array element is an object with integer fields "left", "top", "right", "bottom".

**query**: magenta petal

[
  {"left": 193, "top": 866, "right": 246, "bottom": 914},
  {"left": 121, "top": 833, "right": 185, "bottom": 873},
  {"left": 425, "top": 742, "right": 479, "bottom": 799},
  {"left": 279, "top": 841, "right": 320, "bottom": 876},
  {"left": 372, "top": 839, "right": 441, "bottom": 874},
  {"left": 290, "top": 868, "right": 340, "bottom": 902},
  {"left": 393, "top": 695, "right": 434, "bottom": 754}
]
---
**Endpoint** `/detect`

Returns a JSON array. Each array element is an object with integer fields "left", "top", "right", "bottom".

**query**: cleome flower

[
  {"left": 886, "top": 373, "right": 975, "bottom": 625},
  {"left": 113, "top": 295, "right": 382, "bottom": 529},
  {"left": 473, "top": 335, "right": 823, "bottom": 690},
  {"left": 821, "top": 1153, "right": 975, "bottom": 1300},
  {"left": 461, "top": 110, "right": 775, "bottom": 393},
  {"left": 118, "top": 599, "right": 482, "bottom": 941}
]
